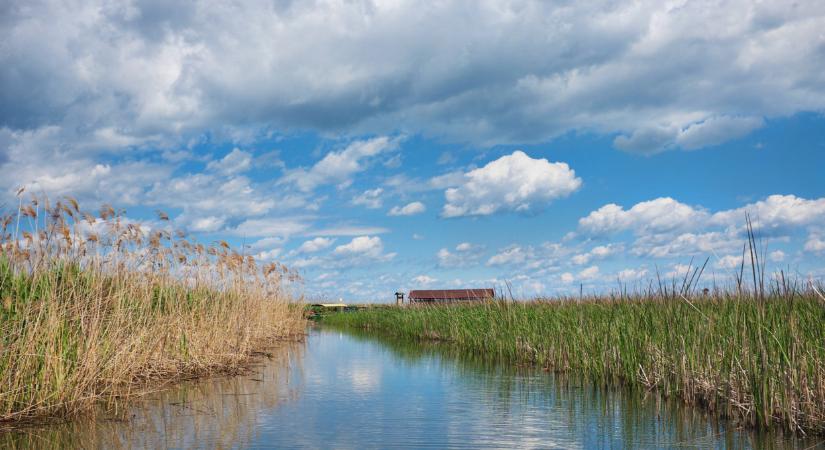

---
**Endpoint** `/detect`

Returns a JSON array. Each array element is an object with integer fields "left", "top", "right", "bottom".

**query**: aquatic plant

[
  {"left": 324, "top": 275, "right": 825, "bottom": 434},
  {"left": 0, "top": 192, "right": 305, "bottom": 422}
]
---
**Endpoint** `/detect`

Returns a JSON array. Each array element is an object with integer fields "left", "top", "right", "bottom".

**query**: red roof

[{"left": 408, "top": 289, "right": 494, "bottom": 300}]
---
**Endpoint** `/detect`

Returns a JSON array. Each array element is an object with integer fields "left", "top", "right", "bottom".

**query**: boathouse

[{"left": 407, "top": 288, "right": 495, "bottom": 303}]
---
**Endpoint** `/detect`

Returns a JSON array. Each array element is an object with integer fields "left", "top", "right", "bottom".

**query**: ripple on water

[{"left": 2, "top": 328, "right": 821, "bottom": 449}]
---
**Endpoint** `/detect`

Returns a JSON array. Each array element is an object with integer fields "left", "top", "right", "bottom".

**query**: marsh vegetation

[
  {"left": 324, "top": 285, "right": 825, "bottom": 434},
  {"left": 0, "top": 194, "right": 304, "bottom": 422}
]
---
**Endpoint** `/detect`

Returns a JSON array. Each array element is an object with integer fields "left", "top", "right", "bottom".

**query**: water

[{"left": 3, "top": 327, "right": 820, "bottom": 449}]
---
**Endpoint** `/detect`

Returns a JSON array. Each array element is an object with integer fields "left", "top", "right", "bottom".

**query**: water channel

[{"left": 4, "top": 327, "right": 820, "bottom": 449}]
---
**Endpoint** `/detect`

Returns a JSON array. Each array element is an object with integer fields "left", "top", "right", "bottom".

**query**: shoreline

[
  {"left": 0, "top": 331, "right": 307, "bottom": 431},
  {"left": 321, "top": 295, "right": 825, "bottom": 435}
]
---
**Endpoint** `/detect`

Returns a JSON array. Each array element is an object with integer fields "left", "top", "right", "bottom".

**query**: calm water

[{"left": 3, "top": 327, "right": 821, "bottom": 449}]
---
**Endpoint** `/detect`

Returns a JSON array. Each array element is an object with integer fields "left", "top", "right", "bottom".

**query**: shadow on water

[{"left": 2, "top": 327, "right": 823, "bottom": 449}]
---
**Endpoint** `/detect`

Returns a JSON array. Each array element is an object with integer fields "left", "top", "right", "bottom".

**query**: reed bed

[
  {"left": 0, "top": 193, "right": 305, "bottom": 422},
  {"left": 324, "top": 289, "right": 825, "bottom": 434}
]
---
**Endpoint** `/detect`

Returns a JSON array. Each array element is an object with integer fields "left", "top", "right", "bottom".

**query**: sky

[{"left": 2, "top": 0, "right": 825, "bottom": 301}]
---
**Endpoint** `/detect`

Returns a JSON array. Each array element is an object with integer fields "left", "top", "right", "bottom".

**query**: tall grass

[
  {"left": 324, "top": 290, "right": 825, "bottom": 434},
  {"left": 0, "top": 193, "right": 305, "bottom": 422}
]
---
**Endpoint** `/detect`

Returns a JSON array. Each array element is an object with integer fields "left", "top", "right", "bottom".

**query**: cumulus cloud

[
  {"left": 291, "top": 235, "right": 395, "bottom": 270},
  {"left": 617, "top": 268, "right": 649, "bottom": 281},
  {"left": 231, "top": 217, "right": 310, "bottom": 238},
  {"left": 309, "top": 225, "right": 390, "bottom": 236},
  {"left": 437, "top": 242, "right": 484, "bottom": 268},
  {"left": 352, "top": 188, "right": 384, "bottom": 209},
  {"left": 443, "top": 151, "right": 581, "bottom": 218},
  {"left": 769, "top": 250, "right": 785, "bottom": 262},
  {"left": 334, "top": 236, "right": 386, "bottom": 258},
  {"left": 571, "top": 244, "right": 623, "bottom": 265},
  {"left": 282, "top": 137, "right": 399, "bottom": 192},
  {"left": 676, "top": 116, "right": 764, "bottom": 150},
  {"left": 5, "top": 1, "right": 824, "bottom": 151},
  {"left": 579, "top": 197, "right": 707, "bottom": 236},
  {"left": 578, "top": 266, "right": 600, "bottom": 280},
  {"left": 709, "top": 195, "right": 825, "bottom": 232},
  {"left": 613, "top": 116, "right": 765, "bottom": 154},
  {"left": 412, "top": 275, "right": 437, "bottom": 285},
  {"left": 150, "top": 173, "right": 282, "bottom": 232},
  {"left": 455, "top": 242, "right": 473, "bottom": 252},
  {"left": 297, "top": 237, "right": 335, "bottom": 253},
  {"left": 558, "top": 267, "right": 604, "bottom": 286},
  {"left": 256, "top": 248, "right": 282, "bottom": 261},
  {"left": 805, "top": 235, "right": 825, "bottom": 253},
  {"left": 631, "top": 230, "right": 741, "bottom": 258},
  {"left": 487, "top": 245, "right": 532, "bottom": 266},
  {"left": 715, "top": 254, "right": 744, "bottom": 270},
  {"left": 582, "top": 195, "right": 825, "bottom": 239},
  {"left": 206, "top": 148, "right": 252, "bottom": 175},
  {"left": 388, "top": 201, "right": 426, "bottom": 216},
  {"left": 579, "top": 194, "right": 825, "bottom": 261}
]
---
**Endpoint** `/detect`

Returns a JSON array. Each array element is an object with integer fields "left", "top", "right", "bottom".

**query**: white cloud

[
  {"left": 614, "top": 116, "right": 765, "bottom": 154},
  {"left": 188, "top": 215, "right": 226, "bottom": 233},
  {"left": 710, "top": 195, "right": 825, "bottom": 232},
  {"left": 455, "top": 242, "right": 473, "bottom": 252},
  {"left": 412, "top": 275, "right": 437, "bottom": 285},
  {"left": 769, "top": 250, "right": 785, "bottom": 262},
  {"left": 487, "top": 245, "right": 531, "bottom": 266},
  {"left": 334, "top": 236, "right": 385, "bottom": 257},
  {"left": 579, "top": 194, "right": 825, "bottom": 260},
  {"left": 292, "top": 235, "right": 395, "bottom": 270},
  {"left": 443, "top": 151, "right": 581, "bottom": 218},
  {"left": 715, "top": 254, "right": 744, "bottom": 270},
  {"left": 283, "top": 137, "right": 399, "bottom": 192},
  {"left": 579, "top": 197, "right": 707, "bottom": 236},
  {"left": 6, "top": 1, "right": 824, "bottom": 150},
  {"left": 151, "top": 173, "right": 281, "bottom": 231},
  {"left": 666, "top": 264, "right": 693, "bottom": 279},
  {"left": 551, "top": 266, "right": 600, "bottom": 285},
  {"left": 617, "top": 268, "right": 648, "bottom": 281},
  {"left": 437, "top": 242, "right": 484, "bottom": 268},
  {"left": 388, "top": 201, "right": 426, "bottom": 216},
  {"left": 251, "top": 237, "right": 286, "bottom": 250},
  {"left": 804, "top": 235, "right": 825, "bottom": 253},
  {"left": 613, "top": 125, "right": 677, "bottom": 154},
  {"left": 206, "top": 148, "right": 252, "bottom": 175},
  {"left": 676, "top": 116, "right": 764, "bottom": 150},
  {"left": 297, "top": 237, "right": 335, "bottom": 253},
  {"left": 631, "top": 230, "right": 740, "bottom": 258},
  {"left": 352, "top": 188, "right": 384, "bottom": 209},
  {"left": 231, "top": 217, "right": 310, "bottom": 238},
  {"left": 256, "top": 248, "right": 282, "bottom": 261},
  {"left": 578, "top": 266, "right": 600, "bottom": 280},
  {"left": 571, "top": 244, "right": 623, "bottom": 265},
  {"left": 308, "top": 225, "right": 389, "bottom": 236}
]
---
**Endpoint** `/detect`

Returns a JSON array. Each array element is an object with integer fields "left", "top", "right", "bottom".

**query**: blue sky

[{"left": 2, "top": 1, "right": 825, "bottom": 301}]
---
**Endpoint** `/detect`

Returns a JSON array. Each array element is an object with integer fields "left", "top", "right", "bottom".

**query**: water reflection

[
  {"left": 2, "top": 327, "right": 821, "bottom": 449},
  {"left": 1, "top": 343, "right": 303, "bottom": 449}
]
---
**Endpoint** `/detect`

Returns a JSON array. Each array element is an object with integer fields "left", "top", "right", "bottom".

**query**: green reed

[{"left": 323, "top": 293, "right": 825, "bottom": 434}]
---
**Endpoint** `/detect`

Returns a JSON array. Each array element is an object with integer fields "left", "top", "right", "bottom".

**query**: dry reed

[{"left": 0, "top": 192, "right": 305, "bottom": 422}]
